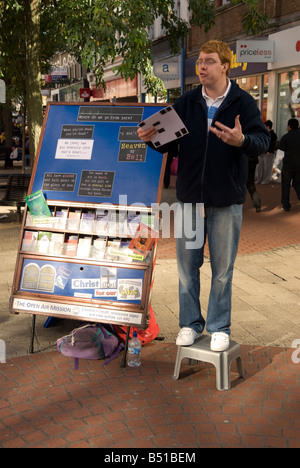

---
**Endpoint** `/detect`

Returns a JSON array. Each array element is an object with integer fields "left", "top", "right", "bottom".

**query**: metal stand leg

[
  {"left": 30, "top": 315, "right": 36, "bottom": 354},
  {"left": 121, "top": 326, "right": 131, "bottom": 368}
]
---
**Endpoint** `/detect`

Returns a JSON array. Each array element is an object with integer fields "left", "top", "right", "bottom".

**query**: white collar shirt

[{"left": 202, "top": 78, "right": 231, "bottom": 130}]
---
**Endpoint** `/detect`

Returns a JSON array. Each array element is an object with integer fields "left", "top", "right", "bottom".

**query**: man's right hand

[{"left": 137, "top": 126, "right": 158, "bottom": 142}]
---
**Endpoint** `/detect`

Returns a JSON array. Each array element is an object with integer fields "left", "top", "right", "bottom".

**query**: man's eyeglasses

[{"left": 196, "top": 59, "right": 220, "bottom": 67}]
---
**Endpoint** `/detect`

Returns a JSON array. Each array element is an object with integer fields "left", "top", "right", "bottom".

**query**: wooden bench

[{"left": 0, "top": 174, "right": 31, "bottom": 221}]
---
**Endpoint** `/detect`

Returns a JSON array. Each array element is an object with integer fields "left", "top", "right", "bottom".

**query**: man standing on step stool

[{"left": 138, "top": 40, "right": 269, "bottom": 351}]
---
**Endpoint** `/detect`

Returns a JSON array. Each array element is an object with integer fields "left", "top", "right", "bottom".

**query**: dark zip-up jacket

[
  {"left": 151, "top": 81, "right": 270, "bottom": 206},
  {"left": 279, "top": 128, "right": 300, "bottom": 171},
  {"left": 268, "top": 129, "right": 277, "bottom": 154}
]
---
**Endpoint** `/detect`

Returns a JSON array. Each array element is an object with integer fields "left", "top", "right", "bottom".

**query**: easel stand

[
  {"left": 30, "top": 314, "right": 36, "bottom": 355},
  {"left": 121, "top": 326, "right": 131, "bottom": 368},
  {"left": 10, "top": 102, "right": 166, "bottom": 371}
]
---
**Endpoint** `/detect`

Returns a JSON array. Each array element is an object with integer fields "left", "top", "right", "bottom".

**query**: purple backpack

[{"left": 57, "top": 324, "right": 123, "bottom": 369}]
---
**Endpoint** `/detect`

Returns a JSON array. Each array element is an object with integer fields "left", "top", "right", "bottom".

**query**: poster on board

[{"left": 30, "top": 103, "right": 167, "bottom": 208}]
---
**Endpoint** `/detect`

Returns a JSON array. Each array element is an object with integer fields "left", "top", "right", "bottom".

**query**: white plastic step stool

[{"left": 172, "top": 335, "right": 243, "bottom": 391}]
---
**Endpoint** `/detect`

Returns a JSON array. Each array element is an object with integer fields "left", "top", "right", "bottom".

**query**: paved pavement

[{"left": 0, "top": 170, "right": 299, "bottom": 448}]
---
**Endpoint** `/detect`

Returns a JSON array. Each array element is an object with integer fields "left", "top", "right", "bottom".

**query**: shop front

[
  {"left": 51, "top": 82, "right": 83, "bottom": 102},
  {"left": 90, "top": 76, "right": 138, "bottom": 103},
  {"left": 230, "top": 44, "right": 269, "bottom": 122},
  {"left": 268, "top": 26, "right": 300, "bottom": 139},
  {"left": 153, "top": 55, "right": 182, "bottom": 103},
  {"left": 275, "top": 70, "right": 300, "bottom": 138},
  {"left": 140, "top": 55, "right": 182, "bottom": 104}
]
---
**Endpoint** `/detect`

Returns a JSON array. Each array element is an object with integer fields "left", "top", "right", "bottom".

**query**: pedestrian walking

[
  {"left": 247, "top": 157, "right": 261, "bottom": 212},
  {"left": 279, "top": 118, "right": 300, "bottom": 211},
  {"left": 256, "top": 120, "right": 278, "bottom": 184}
]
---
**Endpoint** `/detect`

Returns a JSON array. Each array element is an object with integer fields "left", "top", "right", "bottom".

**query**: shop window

[
  {"left": 235, "top": 75, "right": 261, "bottom": 105},
  {"left": 235, "top": 74, "right": 269, "bottom": 122},
  {"left": 277, "top": 71, "right": 300, "bottom": 139}
]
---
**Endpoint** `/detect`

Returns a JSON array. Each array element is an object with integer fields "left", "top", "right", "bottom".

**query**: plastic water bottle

[{"left": 127, "top": 331, "right": 141, "bottom": 367}]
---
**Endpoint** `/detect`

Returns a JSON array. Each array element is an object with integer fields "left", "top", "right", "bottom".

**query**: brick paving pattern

[
  {"left": 0, "top": 181, "right": 299, "bottom": 449},
  {"left": 0, "top": 344, "right": 299, "bottom": 449}
]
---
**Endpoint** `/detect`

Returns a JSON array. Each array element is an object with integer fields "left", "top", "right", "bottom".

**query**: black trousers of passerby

[
  {"left": 247, "top": 159, "right": 261, "bottom": 212},
  {"left": 281, "top": 166, "right": 300, "bottom": 210}
]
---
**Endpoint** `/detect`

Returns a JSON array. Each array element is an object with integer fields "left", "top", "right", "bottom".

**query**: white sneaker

[
  {"left": 210, "top": 332, "right": 230, "bottom": 352},
  {"left": 176, "top": 327, "right": 202, "bottom": 346}
]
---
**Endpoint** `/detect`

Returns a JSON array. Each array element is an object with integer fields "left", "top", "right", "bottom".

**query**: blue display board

[
  {"left": 30, "top": 103, "right": 166, "bottom": 207},
  {"left": 11, "top": 103, "right": 165, "bottom": 330}
]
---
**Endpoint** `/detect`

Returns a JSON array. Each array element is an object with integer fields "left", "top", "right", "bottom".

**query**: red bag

[
  {"left": 170, "top": 157, "right": 178, "bottom": 176},
  {"left": 114, "top": 306, "right": 159, "bottom": 345}
]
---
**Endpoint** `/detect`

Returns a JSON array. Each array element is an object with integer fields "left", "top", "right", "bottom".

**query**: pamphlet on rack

[
  {"left": 128, "top": 222, "right": 158, "bottom": 259},
  {"left": 137, "top": 105, "right": 189, "bottom": 148},
  {"left": 25, "top": 190, "right": 52, "bottom": 225},
  {"left": 22, "top": 231, "right": 38, "bottom": 252}
]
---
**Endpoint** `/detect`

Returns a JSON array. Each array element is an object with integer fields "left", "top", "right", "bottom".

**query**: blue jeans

[{"left": 176, "top": 203, "right": 243, "bottom": 335}]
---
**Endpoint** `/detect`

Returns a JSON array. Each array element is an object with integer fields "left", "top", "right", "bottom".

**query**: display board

[
  {"left": 30, "top": 103, "right": 165, "bottom": 207},
  {"left": 10, "top": 102, "right": 167, "bottom": 331}
]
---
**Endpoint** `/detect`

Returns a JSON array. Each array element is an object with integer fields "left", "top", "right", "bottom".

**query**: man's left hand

[{"left": 209, "top": 115, "right": 244, "bottom": 147}]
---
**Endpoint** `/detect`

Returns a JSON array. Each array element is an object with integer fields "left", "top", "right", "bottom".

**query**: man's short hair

[
  {"left": 265, "top": 120, "right": 273, "bottom": 129},
  {"left": 288, "top": 118, "right": 299, "bottom": 130},
  {"left": 200, "top": 40, "right": 232, "bottom": 76}
]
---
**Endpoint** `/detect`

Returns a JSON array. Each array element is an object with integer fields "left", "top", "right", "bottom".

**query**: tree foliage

[
  {"left": 231, "top": 0, "right": 269, "bottom": 35},
  {"left": 0, "top": 0, "right": 270, "bottom": 162},
  {"left": 56, "top": 0, "right": 189, "bottom": 94}
]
